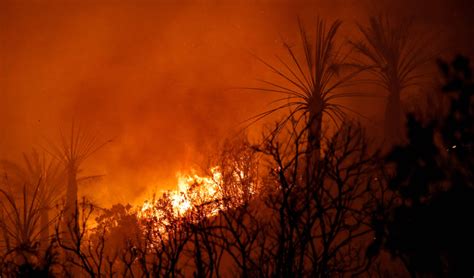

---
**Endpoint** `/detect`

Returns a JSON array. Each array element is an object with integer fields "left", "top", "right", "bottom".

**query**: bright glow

[{"left": 137, "top": 166, "right": 256, "bottom": 235}]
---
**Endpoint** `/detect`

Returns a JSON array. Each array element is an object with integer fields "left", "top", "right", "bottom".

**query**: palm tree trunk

[
  {"left": 64, "top": 164, "right": 78, "bottom": 235},
  {"left": 40, "top": 207, "right": 49, "bottom": 250},
  {"left": 384, "top": 85, "right": 403, "bottom": 145},
  {"left": 307, "top": 97, "right": 323, "bottom": 171}
]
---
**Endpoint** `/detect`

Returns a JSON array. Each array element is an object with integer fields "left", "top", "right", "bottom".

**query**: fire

[
  {"left": 138, "top": 166, "right": 254, "bottom": 225},
  {"left": 174, "top": 167, "right": 223, "bottom": 214}
]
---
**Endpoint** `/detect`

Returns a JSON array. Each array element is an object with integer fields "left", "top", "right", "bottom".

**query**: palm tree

[
  {"left": 45, "top": 123, "right": 109, "bottom": 236},
  {"left": 246, "top": 18, "right": 367, "bottom": 166},
  {"left": 352, "top": 16, "right": 430, "bottom": 144},
  {"left": 0, "top": 180, "right": 43, "bottom": 261},
  {"left": 0, "top": 151, "right": 64, "bottom": 250}
]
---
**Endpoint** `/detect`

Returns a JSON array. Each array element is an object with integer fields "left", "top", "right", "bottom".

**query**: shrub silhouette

[
  {"left": 376, "top": 56, "right": 474, "bottom": 276},
  {"left": 254, "top": 121, "right": 380, "bottom": 277},
  {"left": 0, "top": 151, "right": 65, "bottom": 251}
]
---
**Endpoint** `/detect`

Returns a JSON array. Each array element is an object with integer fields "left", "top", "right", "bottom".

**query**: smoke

[{"left": 1, "top": 0, "right": 472, "bottom": 206}]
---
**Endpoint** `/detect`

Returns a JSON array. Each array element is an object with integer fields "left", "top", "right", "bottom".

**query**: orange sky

[{"left": 1, "top": 0, "right": 472, "bottom": 206}]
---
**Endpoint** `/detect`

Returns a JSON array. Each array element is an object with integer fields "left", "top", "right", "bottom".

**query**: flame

[
  {"left": 138, "top": 166, "right": 255, "bottom": 225},
  {"left": 172, "top": 166, "right": 223, "bottom": 215}
]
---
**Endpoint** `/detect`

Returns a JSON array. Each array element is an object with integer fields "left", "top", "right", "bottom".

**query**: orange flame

[{"left": 138, "top": 166, "right": 255, "bottom": 224}]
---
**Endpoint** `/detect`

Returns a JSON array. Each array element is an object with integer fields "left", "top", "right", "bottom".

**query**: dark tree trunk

[
  {"left": 64, "top": 163, "right": 78, "bottom": 235},
  {"left": 307, "top": 96, "right": 323, "bottom": 171},
  {"left": 40, "top": 207, "right": 49, "bottom": 250},
  {"left": 384, "top": 85, "right": 403, "bottom": 145}
]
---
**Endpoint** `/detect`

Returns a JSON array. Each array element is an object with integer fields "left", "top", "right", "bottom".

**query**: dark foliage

[
  {"left": 377, "top": 56, "right": 474, "bottom": 276},
  {"left": 254, "top": 121, "right": 380, "bottom": 277}
]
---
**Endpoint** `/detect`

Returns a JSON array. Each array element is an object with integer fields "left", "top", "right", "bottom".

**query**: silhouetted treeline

[
  {"left": 0, "top": 16, "right": 473, "bottom": 278},
  {"left": 371, "top": 55, "right": 474, "bottom": 277}
]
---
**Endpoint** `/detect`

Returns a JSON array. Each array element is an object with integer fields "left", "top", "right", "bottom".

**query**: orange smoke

[{"left": 1, "top": 0, "right": 469, "bottom": 207}]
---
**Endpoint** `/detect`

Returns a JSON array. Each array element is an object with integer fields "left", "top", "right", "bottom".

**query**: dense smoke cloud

[{"left": 1, "top": 0, "right": 472, "bottom": 205}]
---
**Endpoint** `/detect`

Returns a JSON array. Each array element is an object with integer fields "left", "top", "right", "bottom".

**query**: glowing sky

[{"left": 1, "top": 0, "right": 472, "bottom": 205}]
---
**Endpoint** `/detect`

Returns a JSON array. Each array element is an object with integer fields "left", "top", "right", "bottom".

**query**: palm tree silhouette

[
  {"left": 352, "top": 16, "right": 430, "bottom": 144},
  {"left": 45, "top": 123, "right": 109, "bottom": 236},
  {"left": 1, "top": 151, "right": 64, "bottom": 250},
  {"left": 246, "top": 18, "right": 367, "bottom": 165}
]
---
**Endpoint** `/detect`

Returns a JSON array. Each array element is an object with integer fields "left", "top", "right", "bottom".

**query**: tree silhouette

[
  {"left": 247, "top": 18, "right": 367, "bottom": 167},
  {"left": 376, "top": 56, "right": 474, "bottom": 276},
  {"left": 0, "top": 150, "right": 64, "bottom": 251},
  {"left": 143, "top": 194, "right": 192, "bottom": 277},
  {"left": 55, "top": 198, "right": 106, "bottom": 276},
  {"left": 93, "top": 203, "right": 141, "bottom": 277},
  {"left": 255, "top": 121, "right": 379, "bottom": 277},
  {"left": 0, "top": 180, "right": 43, "bottom": 261},
  {"left": 45, "top": 123, "right": 109, "bottom": 238},
  {"left": 206, "top": 136, "right": 264, "bottom": 277},
  {"left": 0, "top": 177, "right": 62, "bottom": 277},
  {"left": 352, "top": 16, "right": 431, "bottom": 144}
]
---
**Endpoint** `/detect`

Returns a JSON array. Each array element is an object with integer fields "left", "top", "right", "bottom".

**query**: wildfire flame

[{"left": 138, "top": 166, "right": 255, "bottom": 226}]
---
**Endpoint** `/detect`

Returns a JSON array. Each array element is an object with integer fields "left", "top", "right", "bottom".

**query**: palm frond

[
  {"left": 352, "top": 16, "right": 431, "bottom": 94},
  {"left": 245, "top": 17, "right": 366, "bottom": 140}
]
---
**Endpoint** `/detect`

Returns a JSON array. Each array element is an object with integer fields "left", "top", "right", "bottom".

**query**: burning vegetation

[
  {"left": 139, "top": 166, "right": 257, "bottom": 220},
  {"left": 1, "top": 4, "right": 474, "bottom": 277}
]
